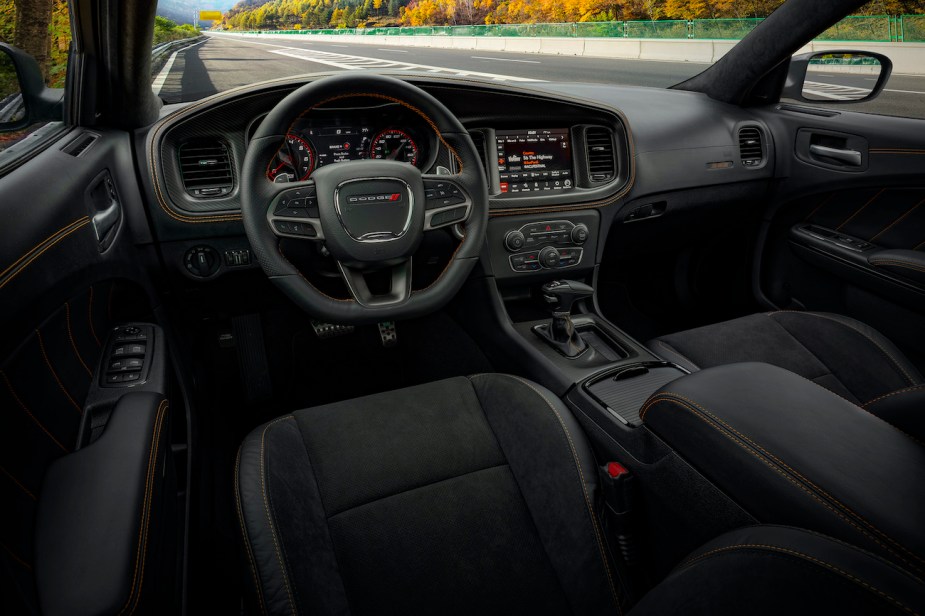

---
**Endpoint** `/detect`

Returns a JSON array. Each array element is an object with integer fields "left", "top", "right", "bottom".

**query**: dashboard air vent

[
  {"left": 178, "top": 140, "right": 234, "bottom": 198},
  {"left": 63, "top": 132, "right": 98, "bottom": 157},
  {"left": 738, "top": 127, "right": 764, "bottom": 167},
  {"left": 586, "top": 127, "right": 615, "bottom": 183}
]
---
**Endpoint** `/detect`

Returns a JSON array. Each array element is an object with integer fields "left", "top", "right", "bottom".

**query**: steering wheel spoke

[
  {"left": 266, "top": 180, "right": 325, "bottom": 240},
  {"left": 421, "top": 174, "right": 472, "bottom": 231},
  {"left": 242, "top": 74, "right": 487, "bottom": 323},
  {"left": 337, "top": 260, "right": 412, "bottom": 308}
]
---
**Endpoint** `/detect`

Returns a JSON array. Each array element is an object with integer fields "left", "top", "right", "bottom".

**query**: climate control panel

[{"left": 503, "top": 220, "right": 589, "bottom": 272}]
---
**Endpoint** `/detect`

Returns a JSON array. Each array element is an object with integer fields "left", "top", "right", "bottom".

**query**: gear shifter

[{"left": 535, "top": 279, "right": 594, "bottom": 357}]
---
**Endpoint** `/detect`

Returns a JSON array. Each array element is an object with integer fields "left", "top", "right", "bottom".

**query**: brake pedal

[
  {"left": 378, "top": 321, "right": 397, "bottom": 347},
  {"left": 311, "top": 320, "right": 355, "bottom": 340}
]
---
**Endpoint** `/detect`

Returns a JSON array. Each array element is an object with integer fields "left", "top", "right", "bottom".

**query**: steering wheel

[{"left": 241, "top": 73, "right": 488, "bottom": 324}]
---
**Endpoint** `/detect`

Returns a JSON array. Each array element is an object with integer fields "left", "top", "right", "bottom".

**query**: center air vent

[
  {"left": 586, "top": 127, "right": 616, "bottom": 183},
  {"left": 178, "top": 140, "right": 234, "bottom": 198},
  {"left": 738, "top": 127, "right": 764, "bottom": 167}
]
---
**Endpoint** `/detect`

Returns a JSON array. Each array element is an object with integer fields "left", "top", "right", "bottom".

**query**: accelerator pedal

[{"left": 378, "top": 321, "right": 398, "bottom": 348}]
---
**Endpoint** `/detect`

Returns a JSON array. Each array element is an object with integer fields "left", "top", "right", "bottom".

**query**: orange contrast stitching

[
  {"left": 641, "top": 394, "right": 924, "bottom": 573},
  {"left": 863, "top": 385, "right": 925, "bottom": 409},
  {"left": 836, "top": 189, "right": 884, "bottom": 232},
  {"left": 870, "top": 198, "right": 923, "bottom": 242},
  {"left": 0, "top": 218, "right": 90, "bottom": 291},
  {"left": 260, "top": 416, "right": 298, "bottom": 616},
  {"left": 1, "top": 542, "right": 32, "bottom": 571},
  {"left": 503, "top": 375, "right": 623, "bottom": 615},
  {"left": 235, "top": 447, "right": 268, "bottom": 616},
  {"left": 88, "top": 286, "right": 101, "bottom": 347},
  {"left": 0, "top": 217, "right": 87, "bottom": 280},
  {"left": 870, "top": 259, "right": 925, "bottom": 273},
  {"left": 36, "top": 329, "right": 83, "bottom": 414},
  {"left": 0, "top": 369, "right": 67, "bottom": 452},
  {"left": 1, "top": 465, "right": 37, "bottom": 500},
  {"left": 118, "top": 399, "right": 168, "bottom": 616},
  {"left": 870, "top": 148, "right": 925, "bottom": 155},
  {"left": 679, "top": 544, "right": 918, "bottom": 616},
  {"left": 804, "top": 192, "right": 835, "bottom": 222}
]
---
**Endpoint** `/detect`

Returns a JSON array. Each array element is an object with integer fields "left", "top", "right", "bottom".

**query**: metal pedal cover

[
  {"left": 311, "top": 320, "right": 355, "bottom": 339},
  {"left": 378, "top": 321, "right": 398, "bottom": 347}
]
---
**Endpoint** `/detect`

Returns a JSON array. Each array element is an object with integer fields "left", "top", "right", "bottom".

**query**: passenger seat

[{"left": 649, "top": 311, "right": 924, "bottom": 439}]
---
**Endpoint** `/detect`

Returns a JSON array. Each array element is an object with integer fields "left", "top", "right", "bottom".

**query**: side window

[{"left": 0, "top": 0, "right": 70, "bottom": 153}]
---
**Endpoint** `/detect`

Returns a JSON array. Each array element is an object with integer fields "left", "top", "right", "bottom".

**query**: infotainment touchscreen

[{"left": 496, "top": 129, "right": 573, "bottom": 195}]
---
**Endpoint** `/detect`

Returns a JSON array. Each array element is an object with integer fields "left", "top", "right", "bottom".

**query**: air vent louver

[
  {"left": 738, "top": 127, "right": 764, "bottom": 167},
  {"left": 63, "top": 133, "right": 98, "bottom": 157},
  {"left": 178, "top": 140, "right": 234, "bottom": 198},
  {"left": 586, "top": 127, "right": 616, "bottom": 183}
]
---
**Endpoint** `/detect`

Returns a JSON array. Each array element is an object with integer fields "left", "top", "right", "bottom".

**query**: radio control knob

[
  {"left": 539, "top": 246, "right": 561, "bottom": 268},
  {"left": 504, "top": 230, "right": 525, "bottom": 252},
  {"left": 571, "top": 224, "right": 589, "bottom": 244}
]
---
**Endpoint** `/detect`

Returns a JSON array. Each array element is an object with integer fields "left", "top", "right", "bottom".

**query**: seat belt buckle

[
  {"left": 599, "top": 461, "right": 633, "bottom": 516},
  {"left": 598, "top": 461, "right": 638, "bottom": 569}
]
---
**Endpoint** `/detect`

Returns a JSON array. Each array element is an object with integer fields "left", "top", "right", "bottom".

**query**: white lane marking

[
  {"left": 151, "top": 39, "right": 206, "bottom": 95},
  {"left": 803, "top": 80, "right": 871, "bottom": 101},
  {"left": 268, "top": 47, "right": 543, "bottom": 82},
  {"left": 471, "top": 55, "right": 541, "bottom": 64},
  {"left": 884, "top": 88, "right": 925, "bottom": 95},
  {"left": 378, "top": 49, "right": 408, "bottom": 53}
]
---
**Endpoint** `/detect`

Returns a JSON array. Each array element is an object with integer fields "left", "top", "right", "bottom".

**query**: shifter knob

[{"left": 541, "top": 279, "right": 594, "bottom": 314}]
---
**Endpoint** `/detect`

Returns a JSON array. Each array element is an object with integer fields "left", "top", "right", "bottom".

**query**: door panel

[
  {"left": 756, "top": 106, "right": 925, "bottom": 368},
  {"left": 0, "top": 129, "right": 159, "bottom": 612}
]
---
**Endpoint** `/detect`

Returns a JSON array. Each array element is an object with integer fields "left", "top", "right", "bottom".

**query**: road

[{"left": 155, "top": 34, "right": 925, "bottom": 119}]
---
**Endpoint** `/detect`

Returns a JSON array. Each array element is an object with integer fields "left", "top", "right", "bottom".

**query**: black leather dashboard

[{"left": 141, "top": 72, "right": 775, "bottom": 244}]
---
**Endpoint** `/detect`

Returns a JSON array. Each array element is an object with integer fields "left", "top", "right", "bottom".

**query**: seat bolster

[
  {"left": 641, "top": 362, "right": 925, "bottom": 576},
  {"left": 236, "top": 416, "right": 299, "bottom": 616},
  {"left": 862, "top": 385, "right": 925, "bottom": 442},
  {"left": 468, "top": 373, "right": 623, "bottom": 616},
  {"left": 631, "top": 526, "right": 925, "bottom": 616},
  {"left": 802, "top": 311, "right": 923, "bottom": 386}
]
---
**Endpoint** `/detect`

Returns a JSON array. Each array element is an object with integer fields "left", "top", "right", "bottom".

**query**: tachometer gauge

[
  {"left": 268, "top": 134, "right": 315, "bottom": 182},
  {"left": 370, "top": 129, "right": 419, "bottom": 166}
]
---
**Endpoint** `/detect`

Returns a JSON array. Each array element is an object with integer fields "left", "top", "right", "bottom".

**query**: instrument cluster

[{"left": 256, "top": 101, "right": 438, "bottom": 183}]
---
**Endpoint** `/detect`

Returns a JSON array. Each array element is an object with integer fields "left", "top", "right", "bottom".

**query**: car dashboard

[{"left": 142, "top": 73, "right": 775, "bottom": 286}]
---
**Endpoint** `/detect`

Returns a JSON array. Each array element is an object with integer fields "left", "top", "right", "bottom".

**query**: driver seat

[{"left": 235, "top": 374, "right": 925, "bottom": 615}]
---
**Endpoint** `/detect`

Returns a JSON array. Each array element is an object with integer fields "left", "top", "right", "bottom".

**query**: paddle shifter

[{"left": 536, "top": 279, "right": 594, "bottom": 357}]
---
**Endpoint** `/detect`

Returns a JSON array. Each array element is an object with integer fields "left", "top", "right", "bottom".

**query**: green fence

[{"left": 239, "top": 15, "right": 925, "bottom": 42}]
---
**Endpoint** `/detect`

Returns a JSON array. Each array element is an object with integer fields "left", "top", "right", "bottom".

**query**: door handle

[
  {"left": 809, "top": 144, "right": 862, "bottom": 166},
  {"left": 92, "top": 199, "right": 120, "bottom": 243}
]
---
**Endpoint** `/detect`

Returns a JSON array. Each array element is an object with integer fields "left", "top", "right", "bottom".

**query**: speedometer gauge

[
  {"left": 370, "top": 129, "right": 419, "bottom": 166},
  {"left": 268, "top": 134, "right": 315, "bottom": 182}
]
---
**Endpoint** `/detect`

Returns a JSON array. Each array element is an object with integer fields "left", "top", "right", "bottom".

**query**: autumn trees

[{"left": 218, "top": 0, "right": 925, "bottom": 29}]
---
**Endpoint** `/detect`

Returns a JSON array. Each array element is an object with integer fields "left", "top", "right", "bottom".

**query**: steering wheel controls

[
  {"left": 423, "top": 178, "right": 471, "bottom": 230},
  {"left": 268, "top": 183, "right": 324, "bottom": 240}
]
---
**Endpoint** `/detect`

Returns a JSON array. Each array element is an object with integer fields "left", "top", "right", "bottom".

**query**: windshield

[{"left": 146, "top": 0, "right": 923, "bottom": 118}]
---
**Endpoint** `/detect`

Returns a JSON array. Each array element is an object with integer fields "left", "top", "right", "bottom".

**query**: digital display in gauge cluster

[
  {"left": 267, "top": 121, "right": 425, "bottom": 183},
  {"left": 304, "top": 126, "right": 372, "bottom": 168},
  {"left": 496, "top": 128, "right": 573, "bottom": 195}
]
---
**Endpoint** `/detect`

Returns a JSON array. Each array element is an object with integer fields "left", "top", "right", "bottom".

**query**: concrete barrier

[{"left": 208, "top": 31, "right": 925, "bottom": 75}]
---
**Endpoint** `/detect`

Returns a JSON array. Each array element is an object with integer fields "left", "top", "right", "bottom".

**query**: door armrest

[{"left": 35, "top": 392, "right": 169, "bottom": 616}]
